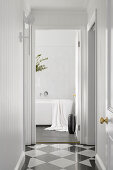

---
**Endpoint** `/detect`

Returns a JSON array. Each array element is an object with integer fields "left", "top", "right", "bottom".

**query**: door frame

[
  {"left": 75, "top": 30, "right": 82, "bottom": 142},
  {"left": 24, "top": 25, "right": 87, "bottom": 145},
  {"left": 31, "top": 27, "right": 82, "bottom": 144},
  {"left": 87, "top": 9, "right": 97, "bottom": 148},
  {"left": 106, "top": 0, "right": 113, "bottom": 169}
]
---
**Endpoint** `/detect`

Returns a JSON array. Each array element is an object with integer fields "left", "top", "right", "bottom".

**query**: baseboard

[
  {"left": 95, "top": 154, "right": 106, "bottom": 170},
  {"left": 14, "top": 151, "right": 25, "bottom": 170}
]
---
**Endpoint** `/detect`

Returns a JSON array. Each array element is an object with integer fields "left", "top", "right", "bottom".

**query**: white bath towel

[{"left": 45, "top": 99, "right": 73, "bottom": 132}]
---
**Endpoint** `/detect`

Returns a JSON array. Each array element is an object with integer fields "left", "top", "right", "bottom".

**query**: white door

[{"left": 106, "top": 0, "right": 113, "bottom": 169}]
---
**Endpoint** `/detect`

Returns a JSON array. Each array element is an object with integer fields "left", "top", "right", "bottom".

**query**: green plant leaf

[{"left": 36, "top": 54, "right": 48, "bottom": 72}]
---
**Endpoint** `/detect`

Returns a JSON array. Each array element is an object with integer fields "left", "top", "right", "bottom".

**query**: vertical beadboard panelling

[
  {"left": 0, "top": 0, "right": 23, "bottom": 169},
  {"left": 24, "top": 25, "right": 32, "bottom": 144}
]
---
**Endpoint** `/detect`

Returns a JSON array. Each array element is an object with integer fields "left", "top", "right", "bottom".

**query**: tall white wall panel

[{"left": 0, "top": 0, "right": 24, "bottom": 169}]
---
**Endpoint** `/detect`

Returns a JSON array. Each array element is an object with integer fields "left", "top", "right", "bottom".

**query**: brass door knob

[{"left": 100, "top": 117, "right": 108, "bottom": 124}]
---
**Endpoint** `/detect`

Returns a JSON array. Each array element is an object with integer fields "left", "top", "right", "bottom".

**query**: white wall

[
  {"left": 0, "top": 0, "right": 24, "bottom": 169},
  {"left": 87, "top": 0, "right": 107, "bottom": 169},
  {"left": 32, "top": 9, "right": 87, "bottom": 28},
  {"left": 35, "top": 30, "right": 76, "bottom": 99},
  {"left": 24, "top": 0, "right": 31, "bottom": 17}
]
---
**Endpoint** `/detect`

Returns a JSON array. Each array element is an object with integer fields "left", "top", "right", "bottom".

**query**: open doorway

[{"left": 34, "top": 29, "right": 80, "bottom": 143}]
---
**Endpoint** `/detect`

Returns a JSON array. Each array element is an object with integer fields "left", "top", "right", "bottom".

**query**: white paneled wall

[{"left": 0, "top": 0, "right": 24, "bottom": 169}]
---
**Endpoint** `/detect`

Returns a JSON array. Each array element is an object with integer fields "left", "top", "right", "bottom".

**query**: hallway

[
  {"left": 1, "top": 0, "right": 113, "bottom": 170},
  {"left": 22, "top": 144, "right": 97, "bottom": 170}
]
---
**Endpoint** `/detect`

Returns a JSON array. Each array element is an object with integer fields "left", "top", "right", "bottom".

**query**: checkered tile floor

[{"left": 22, "top": 144, "right": 98, "bottom": 170}]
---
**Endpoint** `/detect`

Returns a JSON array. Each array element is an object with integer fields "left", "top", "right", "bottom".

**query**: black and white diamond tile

[
  {"left": 51, "top": 144, "right": 70, "bottom": 149},
  {"left": 49, "top": 158, "right": 75, "bottom": 168},
  {"left": 50, "top": 150, "right": 73, "bottom": 157},
  {"left": 28, "top": 158, "right": 45, "bottom": 168},
  {"left": 65, "top": 153, "right": 90, "bottom": 162},
  {"left": 28, "top": 144, "right": 47, "bottom": 150},
  {"left": 78, "top": 150, "right": 95, "bottom": 158},
  {"left": 67, "top": 145, "right": 86, "bottom": 153},
  {"left": 79, "top": 159, "right": 92, "bottom": 167},
  {"left": 36, "top": 153, "right": 59, "bottom": 162},
  {"left": 22, "top": 144, "right": 98, "bottom": 170},
  {"left": 38, "top": 145, "right": 59, "bottom": 153},
  {"left": 31, "top": 163, "right": 60, "bottom": 170},
  {"left": 25, "top": 149, "right": 46, "bottom": 157}
]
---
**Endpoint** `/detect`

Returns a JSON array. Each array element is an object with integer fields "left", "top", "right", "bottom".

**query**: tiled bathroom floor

[
  {"left": 36, "top": 126, "right": 78, "bottom": 143},
  {"left": 22, "top": 144, "right": 98, "bottom": 170}
]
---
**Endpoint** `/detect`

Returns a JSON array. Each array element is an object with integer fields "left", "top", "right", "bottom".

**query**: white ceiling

[{"left": 26, "top": 0, "right": 89, "bottom": 10}]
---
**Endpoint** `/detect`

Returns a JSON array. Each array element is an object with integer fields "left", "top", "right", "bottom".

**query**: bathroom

[{"left": 35, "top": 29, "right": 79, "bottom": 143}]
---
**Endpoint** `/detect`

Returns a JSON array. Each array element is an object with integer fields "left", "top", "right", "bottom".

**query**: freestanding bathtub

[
  {"left": 35, "top": 99, "right": 74, "bottom": 126},
  {"left": 35, "top": 99, "right": 53, "bottom": 125}
]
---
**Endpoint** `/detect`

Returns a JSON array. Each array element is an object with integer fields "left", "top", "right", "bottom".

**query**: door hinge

[
  {"left": 78, "top": 125, "right": 80, "bottom": 131},
  {"left": 78, "top": 41, "right": 80, "bottom": 47}
]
